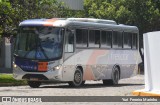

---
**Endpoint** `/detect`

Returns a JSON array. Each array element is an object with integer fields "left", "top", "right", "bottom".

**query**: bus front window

[{"left": 14, "top": 26, "right": 63, "bottom": 60}]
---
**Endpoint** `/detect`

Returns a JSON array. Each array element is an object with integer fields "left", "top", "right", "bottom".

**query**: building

[{"left": 57, "top": 0, "right": 84, "bottom": 10}]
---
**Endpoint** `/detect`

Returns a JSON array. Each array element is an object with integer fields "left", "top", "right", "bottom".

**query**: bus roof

[{"left": 19, "top": 18, "right": 138, "bottom": 33}]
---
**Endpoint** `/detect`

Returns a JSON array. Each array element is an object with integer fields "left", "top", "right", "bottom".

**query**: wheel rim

[{"left": 74, "top": 71, "right": 82, "bottom": 84}]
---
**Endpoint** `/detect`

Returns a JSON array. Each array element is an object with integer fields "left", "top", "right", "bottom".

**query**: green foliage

[
  {"left": 0, "top": 0, "right": 68, "bottom": 36},
  {"left": 1, "top": 0, "right": 160, "bottom": 49},
  {"left": 0, "top": 74, "right": 27, "bottom": 85},
  {"left": 0, "top": 0, "right": 13, "bottom": 34},
  {"left": 82, "top": 0, "right": 160, "bottom": 48}
]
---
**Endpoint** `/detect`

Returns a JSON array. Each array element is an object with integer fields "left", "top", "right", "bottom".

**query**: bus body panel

[
  {"left": 61, "top": 49, "right": 139, "bottom": 81},
  {"left": 13, "top": 59, "right": 64, "bottom": 81},
  {"left": 13, "top": 49, "right": 138, "bottom": 82},
  {"left": 13, "top": 18, "right": 140, "bottom": 84}
]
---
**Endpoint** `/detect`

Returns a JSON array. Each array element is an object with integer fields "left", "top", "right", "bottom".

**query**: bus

[{"left": 13, "top": 18, "right": 139, "bottom": 88}]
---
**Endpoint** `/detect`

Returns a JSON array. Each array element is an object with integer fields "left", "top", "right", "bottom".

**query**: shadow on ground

[{"left": 40, "top": 83, "right": 144, "bottom": 89}]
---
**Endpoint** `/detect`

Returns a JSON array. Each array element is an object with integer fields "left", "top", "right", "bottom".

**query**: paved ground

[
  {"left": 0, "top": 75, "right": 145, "bottom": 96},
  {"left": 0, "top": 75, "right": 159, "bottom": 105}
]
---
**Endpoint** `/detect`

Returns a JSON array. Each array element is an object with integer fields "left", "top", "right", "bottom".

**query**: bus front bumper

[{"left": 13, "top": 65, "right": 63, "bottom": 82}]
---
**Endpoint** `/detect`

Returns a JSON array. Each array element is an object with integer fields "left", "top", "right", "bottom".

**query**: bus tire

[
  {"left": 27, "top": 81, "right": 41, "bottom": 88},
  {"left": 68, "top": 68, "right": 83, "bottom": 87},
  {"left": 81, "top": 81, "right": 85, "bottom": 85},
  {"left": 103, "top": 66, "right": 120, "bottom": 85}
]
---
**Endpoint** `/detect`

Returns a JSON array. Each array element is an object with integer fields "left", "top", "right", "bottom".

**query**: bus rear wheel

[
  {"left": 68, "top": 68, "right": 84, "bottom": 87},
  {"left": 103, "top": 66, "right": 120, "bottom": 85},
  {"left": 27, "top": 81, "right": 41, "bottom": 88}
]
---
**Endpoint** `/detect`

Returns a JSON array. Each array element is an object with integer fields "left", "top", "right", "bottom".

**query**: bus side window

[
  {"left": 123, "top": 32, "right": 132, "bottom": 49},
  {"left": 89, "top": 30, "right": 100, "bottom": 48},
  {"left": 76, "top": 29, "right": 88, "bottom": 48},
  {"left": 65, "top": 29, "right": 74, "bottom": 53},
  {"left": 69, "top": 34, "right": 74, "bottom": 44},
  {"left": 118, "top": 31, "right": 123, "bottom": 48},
  {"left": 112, "top": 31, "right": 123, "bottom": 49},
  {"left": 95, "top": 30, "right": 100, "bottom": 48},
  {"left": 89, "top": 30, "right": 95, "bottom": 47},
  {"left": 76, "top": 29, "right": 82, "bottom": 47},
  {"left": 132, "top": 33, "right": 138, "bottom": 49},
  {"left": 101, "top": 31, "right": 112, "bottom": 48}
]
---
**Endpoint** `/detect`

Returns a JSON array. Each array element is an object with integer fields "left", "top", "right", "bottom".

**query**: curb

[{"left": 132, "top": 90, "right": 160, "bottom": 96}]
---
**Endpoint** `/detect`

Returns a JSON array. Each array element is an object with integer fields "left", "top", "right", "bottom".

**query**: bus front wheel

[
  {"left": 68, "top": 68, "right": 84, "bottom": 87},
  {"left": 27, "top": 81, "right": 41, "bottom": 88},
  {"left": 103, "top": 66, "right": 120, "bottom": 85}
]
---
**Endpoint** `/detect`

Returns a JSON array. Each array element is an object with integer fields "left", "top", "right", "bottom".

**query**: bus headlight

[
  {"left": 13, "top": 64, "right": 17, "bottom": 68},
  {"left": 13, "top": 62, "right": 17, "bottom": 68},
  {"left": 53, "top": 65, "right": 62, "bottom": 70}
]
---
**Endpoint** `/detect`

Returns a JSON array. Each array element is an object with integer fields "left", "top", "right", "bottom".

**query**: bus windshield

[{"left": 14, "top": 26, "right": 63, "bottom": 60}]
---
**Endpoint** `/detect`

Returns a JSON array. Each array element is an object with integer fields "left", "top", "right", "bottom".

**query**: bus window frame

[
  {"left": 74, "top": 27, "right": 138, "bottom": 51},
  {"left": 88, "top": 29, "right": 101, "bottom": 48},
  {"left": 75, "top": 28, "right": 89, "bottom": 48},
  {"left": 122, "top": 31, "right": 138, "bottom": 50},
  {"left": 112, "top": 30, "right": 123, "bottom": 49},
  {"left": 100, "top": 30, "right": 113, "bottom": 49},
  {"left": 132, "top": 33, "right": 138, "bottom": 50}
]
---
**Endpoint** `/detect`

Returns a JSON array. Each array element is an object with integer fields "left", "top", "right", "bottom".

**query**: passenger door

[{"left": 63, "top": 28, "right": 75, "bottom": 81}]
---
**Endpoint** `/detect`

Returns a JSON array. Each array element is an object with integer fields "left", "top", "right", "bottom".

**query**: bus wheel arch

[
  {"left": 103, "top": 65, "right": 120, "bottom": 85},
  {"left": 76, "top": 65, "right": 83, "bottom": 74},
  {"left": 68, "top": 65, "right": 85, "bottom": 87},
  {"left": 77, "top": 66, "right": 85, "bottom": 85}
]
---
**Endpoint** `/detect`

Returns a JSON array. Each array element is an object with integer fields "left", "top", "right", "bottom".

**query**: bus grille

[{"left": 22, "top": 74, "right": 49, "bottom": 80}]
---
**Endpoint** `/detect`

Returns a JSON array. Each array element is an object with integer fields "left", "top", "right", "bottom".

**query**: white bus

[{"left": 13, "top": 18, "right": 139, "bottom": 88}]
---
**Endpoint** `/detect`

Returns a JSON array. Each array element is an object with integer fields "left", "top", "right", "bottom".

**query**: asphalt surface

[{"left": 0, "top": 75, "right": 159, "bottom": 105}]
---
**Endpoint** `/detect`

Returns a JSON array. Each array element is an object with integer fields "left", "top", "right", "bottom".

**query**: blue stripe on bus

[{"left": 15, "top": 58, "right": 38, "bottom": 72}]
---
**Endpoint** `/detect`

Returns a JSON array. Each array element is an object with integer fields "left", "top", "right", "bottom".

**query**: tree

[
  {"left": 83, "top": 0, "right": 160, "bottom": 40},
  {"left": 80, "top": 0, "right": 160, "bottom": 69},
  {"left": 0, "top": 0, "right": 69, "bottom": 37},
  {"left": 0, "top": 0, "right": 13, "bottom": 35}
]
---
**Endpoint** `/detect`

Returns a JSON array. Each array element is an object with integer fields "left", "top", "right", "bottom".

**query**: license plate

[
  {"left": 38, "top": 62, "right": 48, "bottom": 72},
  {"left": 30, "top": 78, "right": 38, "bottom": 81}
]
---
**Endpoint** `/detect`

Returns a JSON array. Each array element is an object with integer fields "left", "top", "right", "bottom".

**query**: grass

[{"left": 0, "top": 74, "right": 27, "bottom": 86}]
